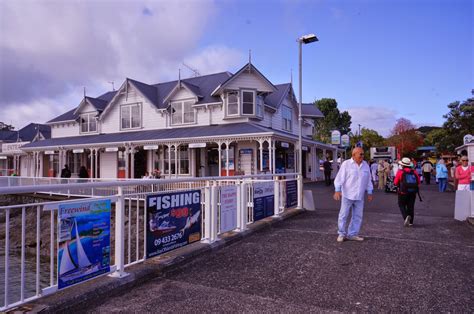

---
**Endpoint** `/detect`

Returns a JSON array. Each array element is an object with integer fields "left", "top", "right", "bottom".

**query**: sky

[{"left": 0, "top": 0, "right": 472, "bottom": 136}]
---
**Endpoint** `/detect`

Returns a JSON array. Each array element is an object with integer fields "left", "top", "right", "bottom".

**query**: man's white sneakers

[
  {"left": 404, "top": 215, "right": 411, "bottom": 227},
  {"left": 337, "top": 235, "right": 345, "bottom": 243}
]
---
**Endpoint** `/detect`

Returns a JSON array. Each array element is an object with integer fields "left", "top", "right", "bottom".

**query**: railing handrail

[{"left": 0, "top": 173, "right": 297, "bottom": 195}]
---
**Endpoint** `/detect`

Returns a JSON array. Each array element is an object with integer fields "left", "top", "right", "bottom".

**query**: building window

[
  {"left": 80, "top": 113, "right": 97, "bottom": 133},
  {"left": 171, "top": 100, "right": 195, "bottom": 125},
  {"left": 226, "top": 91, "right": 239, "bottom": 116},
  {"left": 121, "top": 103, "right": 141, "bottom": 130},
  {"left": 164, "top": 146, "right": 189, "bottom": 175},
  {"left": 178, "top": 146, "right": 189, "bottom": 174},
  {"left": 242, "top": 90, "right": 255, "bottom": 115},
  {"left": 282, "top": 106, "right": 292, "bottom": 132},
  {"left": 256, "top": 95, "right": 263, "bottom": 118}
]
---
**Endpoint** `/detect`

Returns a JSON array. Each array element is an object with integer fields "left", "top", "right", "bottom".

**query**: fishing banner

[
  {"left": 57, "top": 199, "right": 111, "bottom": 289},
  {"left": 253, "top": 181, "right": 274, "bottom": 221},
  {"left": 146, "top": 190, "right": 201, "bottom": 259}
]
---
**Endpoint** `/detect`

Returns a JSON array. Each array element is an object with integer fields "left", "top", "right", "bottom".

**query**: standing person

[
  {"left": 422, "top": 159, "right": 433, "bottom": 184},
  {"left": 78, "top": 166, "right": 89, "bottom": 179},
  {"left": 394, "top": 158, "right": 420, "bottom": 226},
  {"left": 370, "top": 160, "right": 378, "bottom": 184},
  {"left": 392, "top": 160, "right": 400, "bottom": 177},
  {"left": 60, "top": 164, "right": 71, "bottom": 178},
  {"left": 436, "top": 159, "right": 448, "bottom": 192},
  {"left": 333, "top": 147, "right": 374, "bottom": 242},
  {"left": 377, "top": 160, "right": 385, "bottom": 190},
  {"left": 455, "top": 156, "right": 473, "bottom": 191},
  {"left": 323, "top": 158, "right": 332, "bottom": 186}
]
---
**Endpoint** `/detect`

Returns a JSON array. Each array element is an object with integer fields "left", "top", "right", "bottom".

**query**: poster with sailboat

[{"left": 57, "top": 199, "right": 111, "bottom": 289}]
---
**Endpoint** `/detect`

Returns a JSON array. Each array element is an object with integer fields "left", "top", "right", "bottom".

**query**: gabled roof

[
  {"left": 301, "top": 103, "right": 324, "bottom": 118},
  {"left": 128, "top": 78, "right": 159, "bottom": 107},
  {"left": 264, "top": 83, "right": 292, "bottom": 110},
  {"left": 211, "top": 63, "right": 277, "bottom": 96},
  {"left": 161, "top": 81, "right": 203, "bottom": 106},
  {"left": 73, "top": 96, "right": 109, "bottom": 115},
  {"left": 1, "top": 123, "right": 51, "bottom": 142}
]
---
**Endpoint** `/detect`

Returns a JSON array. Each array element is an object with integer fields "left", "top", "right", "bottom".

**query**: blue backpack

[{"left": 400, "top": 170, "right": 419, "bottom": 193}]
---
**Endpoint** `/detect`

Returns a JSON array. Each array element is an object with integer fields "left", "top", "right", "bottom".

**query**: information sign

[
  {"left": 286, "top": 180, "right": 298, "bottom": 208},
  {"left": 220, "top": 185, "right": 238, "bottom": 233},
  {"left": 253, "top": 181, "right": 274, "bottom": 221}
]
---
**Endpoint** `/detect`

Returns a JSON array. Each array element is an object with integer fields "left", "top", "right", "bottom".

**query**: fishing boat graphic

[{"left": 59, "top": 218, "right": 100, "bottom": 281}]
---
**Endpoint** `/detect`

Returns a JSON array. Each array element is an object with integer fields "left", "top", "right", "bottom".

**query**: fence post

[
  {"left": 210, "top": 182, "right": 218, "bottom": 242},
  {"left": 273, "top": 177, "right": 280, "bottom": 217},
  {"left": 297, "top": 174, "right": 303, "bottom": 210},
  {"left": 110, "top": 186, "right": 129, "bottom": 278},
  {"left": 203, "top": 181, "right": 212, "bottom": 242},
  {"left": 237, "top": 180, "right": 248, "bottom": 231}
]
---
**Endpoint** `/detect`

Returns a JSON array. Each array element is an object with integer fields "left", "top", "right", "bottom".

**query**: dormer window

[
  {"left": 171, "top": 100, "right": 195, "bottom": 125},
  {"left": 121, "top": 103, "right": 141, "bottom": 130},
  {"left": 80, "top": 113, "right": 97, "bottom": 133},
  {"left": 242, "top": 90, "right": 255, "bottom": 115},
  {"left": 226, "top": 91, "right": 239, "bottom": 116}
]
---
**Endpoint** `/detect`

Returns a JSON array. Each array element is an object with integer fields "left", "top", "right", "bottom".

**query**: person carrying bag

[{"left": 394, "top": 157, "right": 421, "bottom": 227}]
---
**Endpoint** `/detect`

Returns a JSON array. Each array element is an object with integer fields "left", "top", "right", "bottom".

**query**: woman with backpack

[{"left": 394, "top": 157, "right": 421, "bottom": 227}]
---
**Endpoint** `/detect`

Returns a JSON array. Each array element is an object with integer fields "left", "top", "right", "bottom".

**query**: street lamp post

[{"left": 297, "top": 33, "right": 318, "bottom": 210}]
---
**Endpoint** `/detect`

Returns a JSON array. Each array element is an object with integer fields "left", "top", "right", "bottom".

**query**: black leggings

[{"left": 398, "top": 193, "right": 416, "bottom": 223}]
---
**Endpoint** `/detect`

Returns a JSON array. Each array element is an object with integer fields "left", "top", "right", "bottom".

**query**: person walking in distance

[
  {"left": 394, "top": 157, "right": 420, "bottom": 227},
  {"left": 436, "top": 159, "right": 448, "bottom": 192},
  {"left": 333, "top": 147, "right": 374, "bottom": 242},
  {"left": 323, "top": 158, "right": 332, "bottom": 186},
  {"left": 60, "top": 164, "right": 71, "bottom": 178},
  {"left": 422, "top": 158, "right": 433, "bottom": 184},
  {"left": 370, "top": 160, "right": 378, "bottom": 184},
  {"left": 377, "top": 160, "right": 385, "bottom": 190}
]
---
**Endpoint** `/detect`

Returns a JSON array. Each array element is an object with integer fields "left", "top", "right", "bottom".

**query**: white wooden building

[{"left": 21, "top": 63, "right": 340, "bottom": 180}]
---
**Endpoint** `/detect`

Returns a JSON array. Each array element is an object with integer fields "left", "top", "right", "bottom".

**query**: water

[{"left": 0, "top": 247, "right": 51, "bottom": 308}]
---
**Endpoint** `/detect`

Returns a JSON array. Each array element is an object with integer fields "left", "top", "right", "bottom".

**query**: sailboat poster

[{"left": 57, "top": 199, "right": 111, "bottom": 289}]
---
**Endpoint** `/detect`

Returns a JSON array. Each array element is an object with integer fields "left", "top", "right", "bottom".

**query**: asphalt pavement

[{"left": 82, "top": 181, "right": 473, "bottom": 313}]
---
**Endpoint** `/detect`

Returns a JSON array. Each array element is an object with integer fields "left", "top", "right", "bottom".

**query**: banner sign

[
  {"left": 73, "top": 149, "right": 84, "bottom": 154},
  {"left": 144, "top": 145, "right": 159, "bottom": 150},
  {"left": 286, "top": 180, "right": 298, "bottom": 208},
  {"left": 220, "top": 186, "right": 238, "bottom": 233},
  {"left": 331, "top": 130, "right": 341, "bottom": 145},
  {"left": 57, "top": 199, "right": 111, "bottom": 289},
  {"left": 146, "top": 190, "right": 201, "bottom": 258},
  {"left": 2, "top": 142, "right": 28, "bottom": 154},
  {"left": 189, "top": 143, "right": 206, "bottom": 148},
  {"left": 253, "top": 181, "right": 274, "bottom": 221},
  {"left": 105, "top": 147, "right": 118, "bottom": 152}
]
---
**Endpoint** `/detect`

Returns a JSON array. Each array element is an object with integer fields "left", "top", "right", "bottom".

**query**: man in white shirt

[{"left": 333, "top": 147, "right": 374, "bottom": 242}]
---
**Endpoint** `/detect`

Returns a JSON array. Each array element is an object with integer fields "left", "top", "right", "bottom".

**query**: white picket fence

[{"left": 0, "top": 173, "right": 301, "bottom": 311}]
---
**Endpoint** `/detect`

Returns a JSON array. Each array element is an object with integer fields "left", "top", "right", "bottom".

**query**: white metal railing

[{"left": 0, "top": 173, "right": 299, "bottom": 310}]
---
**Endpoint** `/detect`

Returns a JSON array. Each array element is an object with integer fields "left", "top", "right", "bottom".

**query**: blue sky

[{"left": 0, "top": 0, "right": 472, "bottom": 136}]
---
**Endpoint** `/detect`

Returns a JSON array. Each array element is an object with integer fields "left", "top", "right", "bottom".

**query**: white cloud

[
  {"left": 344, "top": 106, "right": 399, "bottom": 137},
  {"left": 0, "top": 0, "right": 244, "bottom": 128}
]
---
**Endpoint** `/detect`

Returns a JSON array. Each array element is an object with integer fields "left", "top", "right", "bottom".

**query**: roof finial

[
  {"left": 83, "top": 86, "right": 86, "bottom": 98},
  {"left": 108, "top": 81, "right": 115, "bottom": 91},
  {"left": 290, "top": 68, "right": 293, "bottom": 85},
  {"left": 248, "top": 49, "right": 252, "bottom": 73},
  {"left": 178, "top": 68, "right": 181, "bottom": 87}
]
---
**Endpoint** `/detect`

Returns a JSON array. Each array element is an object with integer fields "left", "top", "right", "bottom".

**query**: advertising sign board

[
  {"left": 331, "top": 130, "right": 341, "bottom": 145},
  {"left": 341, "top": 134, "right": 350, "bottom": 147},
  {"left": 57, "top": 199, "right": 111, "bottom": 289},
  {"left": 286, "top": 180, "right": 298, "bottom": 208},
  {"left": 220, "top": 185, "right": 238, "bottom": 232},
  {"left": 146, "top": 190, "right": 201, "bottom": 258},
  {"left": 253, "top": 181, "right": 274, "bottom": 221}
]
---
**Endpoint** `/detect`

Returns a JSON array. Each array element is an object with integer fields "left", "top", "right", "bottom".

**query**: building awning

[{"left": 21, "top": 122, "right": 337, "bottom": 151}]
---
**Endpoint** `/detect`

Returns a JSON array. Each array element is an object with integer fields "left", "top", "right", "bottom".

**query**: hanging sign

[
  {"left": 57, "top": 199, "right": 111, "bottom": 289},
  {"left": 331, "top": 130, "right": 341, "bottom": 145},
  {"left": 73, "top": 149, "right": 84, "bottom": 154},
  {"left": 220, "top": 186, "right": 238, "bottom": 233},
  {"left": 0, "top": 156, "right": 7, "bottom": 160},
  {"left": 302, "top": 146, "right": 309, "bottom": 151},
  {"left": 341, "top": 134, "right": 350, "bottom": 147},
  {"left": 44, "top": 150, "right": 56, "bottom": 155},
  {"left": 253, "top": 181, "right": 274, "bottom": 221},
  {"left": 105, "top": 147, "right": 118, "bottom": 152},
  {"left": 280, "top": 142, "right": 290, "bottom": 148},
  {"left": 463, "top": 134, "right": 473, "bottom": 145},
  {"left": 189, "top": 143, "right": 206, "bottom": 148},
  {"left": 144, "top": 145, "right": 159, "bottom": 150},
  {"left": 146, "top": 190, "right": 201, "bottom": 258}
]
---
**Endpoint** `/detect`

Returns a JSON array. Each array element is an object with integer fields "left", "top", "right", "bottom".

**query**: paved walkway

[{"left": 80, "top": 182, "right": 473, "bottom": 313}]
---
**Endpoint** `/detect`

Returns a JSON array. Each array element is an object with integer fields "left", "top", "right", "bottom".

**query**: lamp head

[{"left": 299, "top": 34, "right": 318, "bottom": 44}]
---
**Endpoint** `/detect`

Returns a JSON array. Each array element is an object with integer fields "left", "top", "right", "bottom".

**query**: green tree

[
  {"left": 313, "top": 98, "right": 352, "bottom": 143},
  {"left": 350, "top": 128, "right": 385, "bottom": 159},
  {"left": 436, "top": 98, "right": 474, "bottom": 152}
]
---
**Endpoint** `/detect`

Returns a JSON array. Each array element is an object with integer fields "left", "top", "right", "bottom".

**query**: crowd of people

[{"left": 332, "top": 148, "right": 472, "bottom": 243}]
